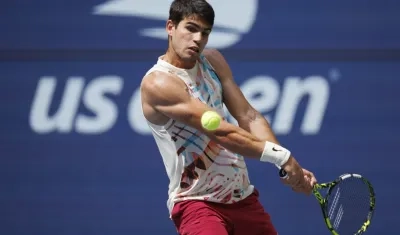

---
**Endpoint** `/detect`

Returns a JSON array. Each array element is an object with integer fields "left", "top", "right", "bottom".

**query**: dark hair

[{"left": 168, "top": 0, "right": 215, "bottom": 27}]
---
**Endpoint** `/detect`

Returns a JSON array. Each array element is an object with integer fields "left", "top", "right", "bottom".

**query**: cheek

[
  {"left": 180, "top": 33, "right": 192, "bottom": 43},
  {"left": 202, "top": 37, "right": 209, "bottom": 46},
  {"left": 175, "top": 34, "right": 191, "bottom": 48},
  {"left": 173, "top": 39, "right": 184, "bottom": 51}
]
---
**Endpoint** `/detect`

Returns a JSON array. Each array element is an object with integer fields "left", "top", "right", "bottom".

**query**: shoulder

[
  {"left": 202, "top": 48, "right": 229, "bottom": 69},
  {"left": 202, "top": 48, "right": 223, "bottom": 59},
  {"left": 202, "top": 48, "right": 233, "bottom": 81},
  {"left": 141, "top": 70, "right": 186, "bottom": 92},
  {"left": 140, "top": 70, "right": 189, "bottom": 106}
]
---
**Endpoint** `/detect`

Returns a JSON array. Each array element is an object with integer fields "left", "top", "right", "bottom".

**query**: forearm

[
  {"left": 207, "top": 120, "right": 291, "bottom": 166},
  {"left": 233, "top": 109, "right": 293, "bottom": 166},
  {"left": 208, "top": 121, "right": 266, "bottom": 159},
  {"left": 236, "top": 109, "right": 280, "bottom": 144}
]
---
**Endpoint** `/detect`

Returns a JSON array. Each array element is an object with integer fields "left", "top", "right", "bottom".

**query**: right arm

[
  {"left": 141, "top": 71, "right": 315, "bottom": 194},
  {"left": 141, "top": 71, "right": 266, "bottom": 160}
]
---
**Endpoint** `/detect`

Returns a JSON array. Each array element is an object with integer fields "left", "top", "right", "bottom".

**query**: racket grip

[{"left": 279, "top": 168, "right": 288, "bottom": 179}]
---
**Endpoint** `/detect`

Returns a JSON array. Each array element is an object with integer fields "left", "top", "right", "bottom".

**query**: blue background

[{"left": 1, "top": 0, "right": 400, "bottom": 234}]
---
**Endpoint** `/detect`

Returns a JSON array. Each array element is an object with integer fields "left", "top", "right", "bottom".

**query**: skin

[{"left": 141, "top": 15, "right": 317, "bottom": 195}]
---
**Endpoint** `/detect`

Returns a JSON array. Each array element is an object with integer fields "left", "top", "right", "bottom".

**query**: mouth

[{"left": 188, "top": 47, "right": 200, "bottom": 53}]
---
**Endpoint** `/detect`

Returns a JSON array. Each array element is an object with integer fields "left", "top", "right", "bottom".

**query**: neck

[{"left": 163, "top": 47, "right": 197, "bottom": 69}]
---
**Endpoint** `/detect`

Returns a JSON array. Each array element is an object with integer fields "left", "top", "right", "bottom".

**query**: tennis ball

[{"left": 201, "top": 111, "right": 221, "bottom": 131}]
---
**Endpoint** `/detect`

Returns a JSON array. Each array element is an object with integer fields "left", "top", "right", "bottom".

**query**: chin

[{"left": 182, "top": 54, "right": 199, "bottom": 63}]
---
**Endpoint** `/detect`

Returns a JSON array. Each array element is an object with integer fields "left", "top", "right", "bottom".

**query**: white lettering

[
  {"left": 75, "top": 76, "right": 123, "bottom": 134},
  {"left": 29, "top": 74, "right": 332, "bottom": 136},
  {"left": 29, "top": 77, "right": 84, "bottom": 134},
  {"left": 273, "top": 76, "right": 329, "bottom": 135}
]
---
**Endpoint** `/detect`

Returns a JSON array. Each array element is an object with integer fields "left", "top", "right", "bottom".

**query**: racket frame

[{"left": 313, "top": 173, "right": 376, "bottom": 235}]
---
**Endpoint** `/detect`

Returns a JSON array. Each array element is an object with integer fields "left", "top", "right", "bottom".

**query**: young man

[{"left": 140, "top": 1, "right": 317, "bottom": 234}]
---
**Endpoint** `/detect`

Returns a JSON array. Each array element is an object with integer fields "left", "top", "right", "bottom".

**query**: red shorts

[{"left": 171, "top": 189, "right": 278, "bottom": 235}]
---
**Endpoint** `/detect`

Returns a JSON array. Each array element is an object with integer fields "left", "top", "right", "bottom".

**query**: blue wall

[{"left": 1, "top": 0, "right": 399, "bottom": 234}]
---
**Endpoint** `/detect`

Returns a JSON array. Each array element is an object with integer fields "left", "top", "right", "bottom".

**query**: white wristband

[{"left": 260, "top": 141, "right": 291, "bottom": 167}]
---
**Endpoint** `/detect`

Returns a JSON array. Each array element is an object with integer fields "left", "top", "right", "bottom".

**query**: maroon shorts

[{"left": 171, "top": 189, "right": 277, "bottom": 235}]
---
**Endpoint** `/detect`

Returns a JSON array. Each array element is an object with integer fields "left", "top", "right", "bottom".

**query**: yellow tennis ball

[{"left": 201, "top": 111, "right": 221, "bottom": 131}]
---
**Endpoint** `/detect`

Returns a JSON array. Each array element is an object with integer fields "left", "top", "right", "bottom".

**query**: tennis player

[{"left": 140, "top": 0, "right": 317, "bottom": 234}]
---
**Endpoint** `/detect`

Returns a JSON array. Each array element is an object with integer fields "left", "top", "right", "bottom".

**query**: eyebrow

[{"left": 186, "top": 22, "right": 212, "bottom": 32}]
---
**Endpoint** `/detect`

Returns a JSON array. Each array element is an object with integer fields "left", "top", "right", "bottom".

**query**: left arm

[
  {"left": 203, "top": 49, "right": 279, "bottom": 144},
  {"left": 203, "top": 49, "right": 317, "bottom": 192}
]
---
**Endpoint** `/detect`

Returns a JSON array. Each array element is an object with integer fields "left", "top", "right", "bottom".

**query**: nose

[{"left": 193, "top": 32, "right": 203, "bottom": 44}]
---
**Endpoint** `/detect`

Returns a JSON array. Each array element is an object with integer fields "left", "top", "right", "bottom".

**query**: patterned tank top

[{"left": 142, "top": 54, "right": 254, "bottom": 216}]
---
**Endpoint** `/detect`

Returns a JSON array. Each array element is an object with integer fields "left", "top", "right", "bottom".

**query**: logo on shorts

[{"left": 92, "top": 0, "right": 259, "bottom": 49}]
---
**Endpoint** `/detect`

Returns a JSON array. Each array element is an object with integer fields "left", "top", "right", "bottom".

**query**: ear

[{"left": 166, "top": 20, "right": 175, "bottom": 37}]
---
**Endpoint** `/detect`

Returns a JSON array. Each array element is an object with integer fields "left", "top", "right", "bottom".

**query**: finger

[
  {"left": 300, "top": 178, "right": 313, "bottom": 194},
  {"left": 303, "top": 169, "right": 317, "bottom": 184},
  {"left": 281, "top": 175, "right": 298, "bottom": 185},
  {"left": 289, "top": 181, "right": 305, "bottom": 192},
  {"left": 292, "top": 185, "right": 311, "bottom": 195},
  {"left": 306, "top": 174, "right": 317, "bottom": 187},
  {"left": 302, "top": 169, "right": 313, "bottom": 178},
  {"left": 310, "top": 178, "right": 317, "bottom": 187},
  {"left": 308, "top": 174, "right": 316, "bottom": 184}
]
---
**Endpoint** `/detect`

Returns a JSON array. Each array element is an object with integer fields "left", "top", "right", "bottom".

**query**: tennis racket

[{"left": 279, "top": 169, "right": 376, "bottom": 235}]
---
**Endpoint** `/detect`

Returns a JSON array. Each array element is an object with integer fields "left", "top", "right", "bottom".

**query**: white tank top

[{"left": 142, "top": 54, "right": 254, "bottom": 216}]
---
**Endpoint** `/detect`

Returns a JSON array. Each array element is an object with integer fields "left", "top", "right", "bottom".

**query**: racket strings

[{"left": 326, "top": 177, "right": 372, "bottom": 234}]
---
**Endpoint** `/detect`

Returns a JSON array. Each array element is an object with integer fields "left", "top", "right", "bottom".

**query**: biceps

[{"left": 155, "top": 97, "right": 210, "bottom": 129}]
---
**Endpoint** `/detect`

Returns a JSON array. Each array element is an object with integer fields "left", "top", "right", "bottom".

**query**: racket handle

[{"left": 279, "top": 168, "right": 288, "bottom": 179}]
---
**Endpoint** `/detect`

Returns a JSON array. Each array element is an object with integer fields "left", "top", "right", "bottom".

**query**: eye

[
  {"left": 186, "top": 26, "right": 198, "bottom": 32},
  {"left": 202, "top": 30, "right": 211, "bottom": 36}
]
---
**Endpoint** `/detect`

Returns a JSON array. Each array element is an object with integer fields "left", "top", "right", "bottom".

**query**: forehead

[{"left": 181, "top": 15, "right": 212, "bottom": 29}]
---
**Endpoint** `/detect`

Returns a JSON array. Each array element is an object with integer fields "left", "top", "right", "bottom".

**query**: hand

[
  {"left": 302, "top": 168, "right": 317, "bottom": 188},
  {"left": 290, "top": 168, "right": 318, "bottom": 195},
  {"left": 280, "top": 157, "right": 313, "bottom": 195}
]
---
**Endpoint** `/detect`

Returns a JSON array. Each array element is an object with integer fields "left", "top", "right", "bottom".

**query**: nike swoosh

[{"left": 272, "top": 147, "right": 281, "bottom": 152}]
